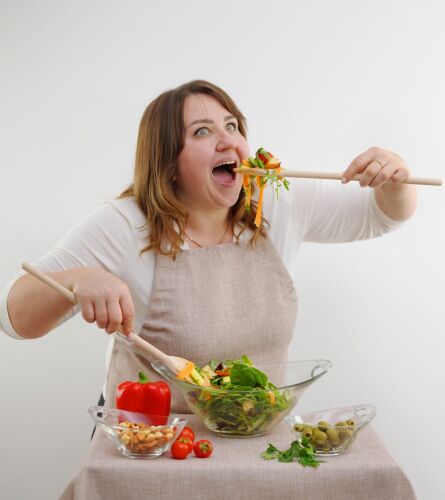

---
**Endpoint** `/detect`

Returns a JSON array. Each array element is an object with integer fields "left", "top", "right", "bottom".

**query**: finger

[
  {"left": 120, "top": 294, "right": 135, "bottom": 339},
  {"left": 390, "top": 167, "right": 409, "bottom": 183},
  {"left": 369, "top": 163, "right": 398, "bottom": 188},
  {"left": 79, "top": 299, "right": 95, "bottom": 323},
  {"left": 342, "top": 147, "right": 391, "bottom": 183},
  {"left": 358, "top": 161, "right": 385, "bottom": 187},
  {"left": 342, "top": 148, "right": 378, "bottom": 183},
  {"left": 105, "top": 297, "right": 123, "bottom": 334},
  {"left": 94, "top": 298, "right": 109, "bottom": 330}
]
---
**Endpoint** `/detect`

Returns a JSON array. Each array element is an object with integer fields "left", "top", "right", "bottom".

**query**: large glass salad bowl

[{"left": 152, "top": 358, "right": 332, "bottom": 438}]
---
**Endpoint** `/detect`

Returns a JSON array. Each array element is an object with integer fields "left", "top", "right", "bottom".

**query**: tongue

[{"left": 212, "top": 167, "right": 233, "bottom": 184}]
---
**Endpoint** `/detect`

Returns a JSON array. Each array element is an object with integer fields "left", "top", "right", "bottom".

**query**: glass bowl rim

[
  {"left": 151, "top": 358, "right": 332, "bottom": 393},
  {"left": 88, "top": 405, "right": 187, "bottom": 432},
  {"left": 284, "top": 403, "right": 377, "bottom": 430}
]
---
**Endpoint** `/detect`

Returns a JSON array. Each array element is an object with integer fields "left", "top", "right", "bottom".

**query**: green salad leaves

[
  {"left": 189, "top": 355, "right": 295, "bottom": 435},
  {"left": 230, "top": 363, "right": 269, "bottom": 388}
]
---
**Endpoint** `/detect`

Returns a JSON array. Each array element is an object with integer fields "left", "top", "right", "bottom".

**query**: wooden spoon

[
  {"left": 234, "top": 167, "right": 442, "bottom": 186},
  {"left": 21, "top": 262, "right": 190, "bottom": 374}
]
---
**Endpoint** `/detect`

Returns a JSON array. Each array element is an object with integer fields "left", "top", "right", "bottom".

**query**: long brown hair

[{"left": 119, "top": 80, "right": 268, "bottom": 257}]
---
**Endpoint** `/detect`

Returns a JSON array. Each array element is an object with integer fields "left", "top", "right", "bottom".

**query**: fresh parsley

[{"left": 262, "top": 437, "right": 324, "bottom": 468}]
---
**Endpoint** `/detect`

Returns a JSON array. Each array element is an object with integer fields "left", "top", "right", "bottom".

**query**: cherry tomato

[
  {"left": 172, "top": 433, "right": 193, "bottom": 455},
  {"left": 171, "top": 440, "right": 191, "bottom": 460},
  {"left": 179, "top": 436, "right": 194, "bottom": 453},
  {"left": 193, "top": 439, "right": 213, "bottom": 458},
  {"left": 179, "top": 426, "right": 195, "bottom": 443}
]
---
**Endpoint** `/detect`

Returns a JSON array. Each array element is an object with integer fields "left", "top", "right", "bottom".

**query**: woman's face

[{"left": 175, "top": 93, "right": 249, "bottom": 212}]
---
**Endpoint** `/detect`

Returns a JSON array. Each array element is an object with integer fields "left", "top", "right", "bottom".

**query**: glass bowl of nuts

[
  {"left": 88, "top": 406, "right": 187, "bottom": 459},
  {"left": 284, "top": 404, "right": 376, "bottom": 456}
]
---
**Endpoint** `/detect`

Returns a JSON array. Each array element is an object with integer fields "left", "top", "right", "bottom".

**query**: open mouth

[{"left": 211, "top": 161, "right": 237, "bottom": 183}]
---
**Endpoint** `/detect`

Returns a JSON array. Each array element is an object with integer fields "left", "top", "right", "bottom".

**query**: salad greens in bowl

[{"left": 151, "top": 356, "right": 332, "bottom": 438}]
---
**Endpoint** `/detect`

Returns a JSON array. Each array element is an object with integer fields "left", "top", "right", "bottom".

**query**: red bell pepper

[
  {"left": 115, "top": 371, "right": 171, "bottom": 425},
  {"left": 258, "top": 152, "right": 269, "bottom": 165}
]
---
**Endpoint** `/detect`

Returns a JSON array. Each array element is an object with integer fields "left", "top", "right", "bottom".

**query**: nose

[{"left": 216, "top": 129, "right": 237, "bottom": 152}]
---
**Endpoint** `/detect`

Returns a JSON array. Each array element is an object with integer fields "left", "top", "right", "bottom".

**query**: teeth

[{"left": 214, "top": 161, "right": 236, "bottom": 168}]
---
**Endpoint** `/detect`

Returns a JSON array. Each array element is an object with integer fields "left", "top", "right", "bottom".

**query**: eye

[
  {"left": 226, "top": 122, "right": 238, "bottom": 132},
  {"left": 194, "top": 127, "right": 209, "bottom": 137}
]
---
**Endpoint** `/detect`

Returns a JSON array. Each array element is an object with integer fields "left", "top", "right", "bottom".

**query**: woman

[{"left": 0, "top": 80, "right": 416, "bottom": 412}]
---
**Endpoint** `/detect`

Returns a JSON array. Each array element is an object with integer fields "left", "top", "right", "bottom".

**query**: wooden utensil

[
  {"left": 21, "top": 262, "right": 189, "bottom": 374},
  {"left": 234, "top": 167, "right": 442, "bottom": 186}
]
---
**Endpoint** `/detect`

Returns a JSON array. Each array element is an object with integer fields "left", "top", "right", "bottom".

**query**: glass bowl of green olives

[{"left": 284, "top": 404, "right": 376, "bottom": 456}]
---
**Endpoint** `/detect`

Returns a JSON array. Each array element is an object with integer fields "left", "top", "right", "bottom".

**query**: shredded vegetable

[
  {"left": 242, "top": 148, "right": 290, "bottom": 227},
  {"left": 179, "top": 355, "right": 295, "bottom": 435},
  {"left": 176, "top": 361, "right": 196, "bottom": 382}
]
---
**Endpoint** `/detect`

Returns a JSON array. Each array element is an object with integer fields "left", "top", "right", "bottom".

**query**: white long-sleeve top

[{"left": 0, "top": 180, "right": 403, "bottom": 346}]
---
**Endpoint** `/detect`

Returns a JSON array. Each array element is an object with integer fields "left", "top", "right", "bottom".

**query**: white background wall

[{"left": 1, "top": 1, "right": 444, "bottom": 499}]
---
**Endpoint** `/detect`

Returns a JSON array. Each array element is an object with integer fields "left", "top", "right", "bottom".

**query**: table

[{"left": 59, "top": 416, "right": 416, "bottom": 500}]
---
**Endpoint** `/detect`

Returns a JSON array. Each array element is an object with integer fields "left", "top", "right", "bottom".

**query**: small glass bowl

[
  {"left": 88, "top": 406, "right": 187, "bottom": 459},
  {"left": 152, "top": 359, "right": 332, "bottom": 438},
  {"left": 285, "top": 404, "right": 376, "bottom": 456}
]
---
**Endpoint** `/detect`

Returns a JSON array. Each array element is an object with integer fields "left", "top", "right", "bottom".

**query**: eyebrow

[{"left": 186, "top": 115, "right": 237, "bottom": 128}]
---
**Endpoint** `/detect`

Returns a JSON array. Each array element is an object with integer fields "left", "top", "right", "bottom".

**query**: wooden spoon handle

[
  {"left": 22, "top": 262, "right": 75, "bottom": 302},
  {"left": 21, "top": 262, "right": 178, "bottom": 371},
  {"left": 234, "top": 167, "right": 443, "bottom": 186}
]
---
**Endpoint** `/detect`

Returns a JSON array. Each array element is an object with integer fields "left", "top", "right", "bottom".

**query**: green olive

[
  {"left": 303, "top": 428, "right": 313, "bottom": 438},
  {"left": 294, "top": 423, "right": 305, "bottom": 433},
  {"left": 339, "top": 428, "right": 354, "bottom": 442},
  {"left": 312, "top": 429, "right": 328, "bottom": 445},
  {"left": 317, "top": 420, "right": 329, "bottom": 432},
  {"left": 326, "top": 427, "right": 341, "bottom": 446},
  {"left": 345, "top": 419, "right": 355, "bottom": 427},
  {"left": 311, "top": 438, "right": 321, "bottom": 448}
]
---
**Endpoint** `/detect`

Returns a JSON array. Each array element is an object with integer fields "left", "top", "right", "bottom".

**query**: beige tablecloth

[{"left": 59, "top": 416, "right": 416, "bottom": 500}]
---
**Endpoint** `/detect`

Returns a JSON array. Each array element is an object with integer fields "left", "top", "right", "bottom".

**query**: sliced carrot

[
  {"left": 254, "top": 180, "right": 265, "bottom": 227},
  {"left": 242, "top": 149, "right": 284, "bottom": 224},
  {"left": 176, "top": 361, "right": 195, "bottom": 381},
  {"left": 276, "top": 167, "right": 284, "bottom": 181},
  {"left": 245, "top": 182, "right": 252, "bottom": 207}
]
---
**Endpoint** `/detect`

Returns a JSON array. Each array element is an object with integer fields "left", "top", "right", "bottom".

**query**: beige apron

[{"left": 105, "top": 237, "right": 297, "bottom": 413}]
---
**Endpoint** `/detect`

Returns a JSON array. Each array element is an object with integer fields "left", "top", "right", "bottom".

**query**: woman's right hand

[{"left": 67, "top": 267, "right": 135, "bottom": 339}]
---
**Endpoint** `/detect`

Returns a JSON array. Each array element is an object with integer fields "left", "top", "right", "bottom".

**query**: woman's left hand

[{"left": 341, "top": 146, "right": 410, "bottom": 188}]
